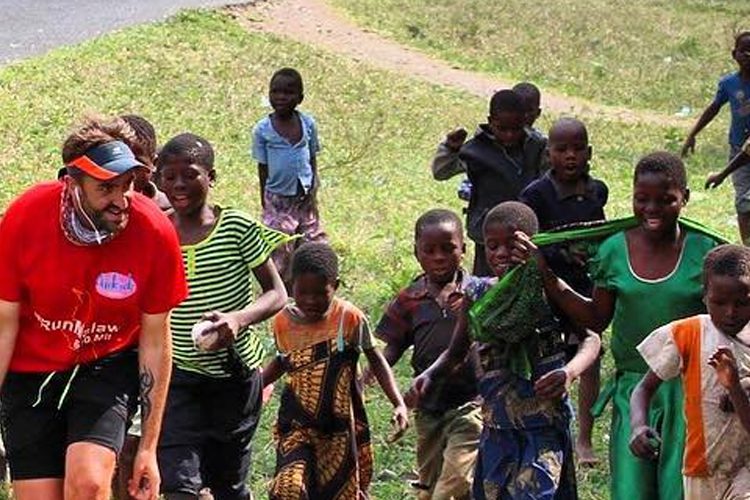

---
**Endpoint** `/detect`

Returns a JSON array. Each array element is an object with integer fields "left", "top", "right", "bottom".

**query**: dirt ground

[{"left": 229, "top": 0, "right": 688, "bottom": 127}]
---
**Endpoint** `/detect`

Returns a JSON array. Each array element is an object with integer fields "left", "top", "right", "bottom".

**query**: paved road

[{"left": 0, "top": 0, "right": 245, "bottom": 64}]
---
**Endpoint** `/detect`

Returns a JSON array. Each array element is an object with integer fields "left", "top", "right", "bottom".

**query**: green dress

[{"left": 591, "top": 228, "right": 718, "bottom": 500}]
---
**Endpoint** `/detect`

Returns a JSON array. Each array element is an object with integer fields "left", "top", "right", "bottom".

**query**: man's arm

[
  {"left": 129, "top": 311, "right": 172, "bottom": 499},
  {"left": 0, "top": 300, "right": 20, "bottom": 388}
]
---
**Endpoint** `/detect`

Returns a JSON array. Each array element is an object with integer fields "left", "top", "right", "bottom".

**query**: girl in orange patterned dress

[{"left": 262, "top": 242, "right": 408, "bottom": 499}]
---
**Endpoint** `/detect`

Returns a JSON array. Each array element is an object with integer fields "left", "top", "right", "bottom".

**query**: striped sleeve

[{"left": 237, "top": 214, "right": 294, "bottom": 269}]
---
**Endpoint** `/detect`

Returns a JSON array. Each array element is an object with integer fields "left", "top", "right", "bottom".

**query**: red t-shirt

[{"left": 0, "top": 181, "right": 188, "bottom": 372}]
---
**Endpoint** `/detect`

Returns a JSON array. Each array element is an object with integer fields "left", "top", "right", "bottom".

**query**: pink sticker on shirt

[{"left": 95, "top": 272, "right": 137, "bottom": 299}]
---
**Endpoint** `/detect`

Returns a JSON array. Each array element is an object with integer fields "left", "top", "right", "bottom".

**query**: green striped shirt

[{"left": 172, "top": 208, "right": 289, "bottom": 377}]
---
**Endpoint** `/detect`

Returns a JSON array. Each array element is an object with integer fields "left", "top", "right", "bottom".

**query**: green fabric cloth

[
  {"left": 590, "top": 226, "right": 721, "bottom": 373},
  {"left": 467, "top": 217, "right": 727, "bottom": 378}
]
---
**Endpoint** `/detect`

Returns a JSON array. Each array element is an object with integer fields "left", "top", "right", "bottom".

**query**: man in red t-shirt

[{"left": 0, "top": 116, "right": 187, "bottom": 500}]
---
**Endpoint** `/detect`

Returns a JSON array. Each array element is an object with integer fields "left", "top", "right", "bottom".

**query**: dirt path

[{"left": 230, "top": 0, "right": 688, "bottom": 128}]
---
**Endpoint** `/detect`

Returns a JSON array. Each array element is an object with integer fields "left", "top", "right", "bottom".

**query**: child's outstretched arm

[
  {"left": 364, "top": 347, "right": 409, "bottom": 436},
  {"left": 512, "top": 232, "right": 615, "bottom": 333},
  {"left": 431, "top": 128, "right": 468, "bottom": 180},
  {"left": 362, "top": 343, "right": 407, "bottom": 386},
  {"left": 706, "top": 144, "right": 750, "bottom": 189},
  {"left": 407, "top": 300, "right": 472, "bottom": 404},
  {"left": 682, "top": 101, "right": 722, "bottom": 157},
  {"left": 629, "top": 371, "right": 664, "bottom": 460},
  {"left": 534, "top": 331, "right": 601, "bottom": 400},
  {"left": 709, "top": 347, "right": 750, "bottom": 434},
  {"left": 262, "top": 356, "right": 286, "bottom": 387},
  {"left": 201, "top": 259, "right": 286, "bottom": 351}
]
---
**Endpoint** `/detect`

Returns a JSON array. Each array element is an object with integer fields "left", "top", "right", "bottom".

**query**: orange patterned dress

[{"left": 270, "top": 297, "right": 374, "bottom": 500}]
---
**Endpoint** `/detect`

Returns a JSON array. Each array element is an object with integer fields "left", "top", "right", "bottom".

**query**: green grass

[
  {"left": 331, "top": 0, "right": 750, "bottom": 115},
  {"left": 0, "top": 8, "right": 741, "bottom": 499}
]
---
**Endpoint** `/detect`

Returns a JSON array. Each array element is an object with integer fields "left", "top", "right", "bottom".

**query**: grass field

[
  {"left": 0, "top": 7, "right": 741, "bottom": 499},
  {"left": 331, "top": 0, "right": 750, "bottom": 115}
]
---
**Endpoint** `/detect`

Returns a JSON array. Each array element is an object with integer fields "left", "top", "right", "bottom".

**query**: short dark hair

[
  {"left": 120, "top": 114, "right": 157, "bottom": 162},
  {"left": 634, "top": 151, "right": 687, "bottom": 192},
  {"left": 489, "top": 89, "right": 525, "bottom": 116},
  {"left": 703, "top": 244, "right": 750, "bottom": 287},
  {"left": 548, "top": 117, "right": 589, "bottom": 144},
  {"left": 735, "top": 31, "right": 750, "bottom": 48},
  {"left": 157, "top": 133, "right": 215, "bottom": 170},
  {"left": 483, "top": 201, "right": 539, "bottom": 237},
  {"left": 414, "top": 209, "right": 463, "bottom": 241},
  {"left": 291, "top": 242, "right": 339, "bottom": 282},
  {"left": 512, "top": 82, "right": 541, "bottom": 109},
  {"left": 271, "top": 67, "right": 304, "bottom": 95}
]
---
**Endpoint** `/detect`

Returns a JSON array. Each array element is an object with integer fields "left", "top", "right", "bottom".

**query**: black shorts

[
  {"left": 0, "top": 350, "right": 139, "bottom": 480},
  {"left": 158, "top": 366, "right": 262, "bottom": 499}
]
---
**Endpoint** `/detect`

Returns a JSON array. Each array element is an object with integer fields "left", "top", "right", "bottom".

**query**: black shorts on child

[
  {"left": 0, "top": 350, "right": 139, "bottom": 480},
  {"left": 157, "top": 365, "right": 262, "bottom": 498}
]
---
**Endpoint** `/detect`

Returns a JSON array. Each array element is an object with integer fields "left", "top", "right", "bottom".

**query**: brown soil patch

[{"left": 229, "top": 0, "right": 687, "bottom": 128}]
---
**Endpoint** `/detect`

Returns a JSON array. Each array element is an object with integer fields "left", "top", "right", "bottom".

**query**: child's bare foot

[{"left": 576, "top": 441, "right": 599, "bottom": 467}]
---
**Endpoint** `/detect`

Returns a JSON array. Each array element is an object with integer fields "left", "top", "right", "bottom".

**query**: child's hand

[
  {"left": 262, "top": 383, "right": 275, "bottom": 406},
  {"left": 681, "top": 135, "right": 696, "bottom": 157},
  {"left": 629, "top": 425, "right": 661, "bottom": 460},
  {"left": 387, "top": 404, "right": 409, "bottom": 443},
  {"left": 705, "top": 172, "right": 727, "bottom": 190},
  {"left": 511, "top": 231, "right": 546, "bottom": 268},
  {"left": 406, "top": 373, "right": 432, "bottom": 407},
  {"left": 709, "top": 347, "right": 741, "bottom": 390},
  {"left": 534, "top": 368, "right": 571, "bottom": 400},
  {"left": 445, "top": 128, "right": 468, "bottom": 151},
  {"left": 197, "top": 311, "right": 241, "bottom": 351}
]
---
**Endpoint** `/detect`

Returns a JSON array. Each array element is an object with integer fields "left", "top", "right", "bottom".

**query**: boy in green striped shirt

[{"left": 155, "top": 133, "right": 289, "bottom": 500}]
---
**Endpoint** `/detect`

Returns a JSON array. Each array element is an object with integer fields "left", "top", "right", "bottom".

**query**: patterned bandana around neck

[{"left": 59, "top": 180, "right": 117, "bottom": 246}]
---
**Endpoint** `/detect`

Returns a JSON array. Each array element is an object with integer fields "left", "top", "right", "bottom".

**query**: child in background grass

[
  {"left": 156, "top": 133, "right": 289, "bottom": 500},
  {"left": 631, "top": 245, "right": 750, "bottom": 500},
  {"left": 432, "top": 90, "right": 547, "bottom": 276},
  {"left": 457, "top": 83, "right": 546, "bottom": 204},
  {"left": 411, "top": 202, "right": 601, "bottom": 499},
  {"left": 263, "top": 242, "right": 408, "bottom": 500},
  {"left": 252, "top": 68, "right": 326, "bottom": 282},
  {"left": 517, "top": 152, "right": 723, "bottom": 499},
  {"left": 682, "top": 31, "right": 750, "bottom": 244},
  {"left": 375, "top": 209, "right": 481, "bottom": 500},
  {"left": 513, "top": 81, "right": 545, "bottom": 140},
  {"left": 519, "top": 117, "right": 608, "bottom": 465}
]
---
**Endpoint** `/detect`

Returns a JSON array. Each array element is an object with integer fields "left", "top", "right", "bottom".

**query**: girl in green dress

[{"left": 516, "top": 151, "right": 724, "bottom": 499}]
